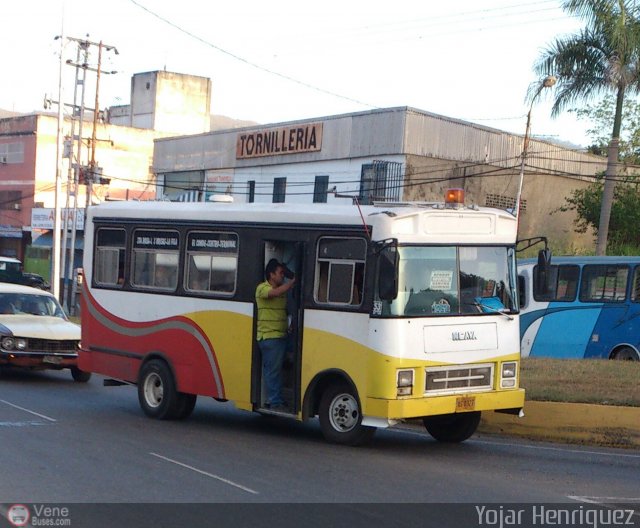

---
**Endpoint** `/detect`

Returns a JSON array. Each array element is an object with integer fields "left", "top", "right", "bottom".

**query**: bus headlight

[
  {"left": 397, "top": 369, "right": 414, "bottom": 396},
  {"left": 500, "top": 361, "right": 517, "bottom": 388}
]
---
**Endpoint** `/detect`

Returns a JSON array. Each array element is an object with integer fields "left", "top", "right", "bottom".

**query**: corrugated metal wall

[{"left": 403, "top": 109, "right": 604, "bottom": 180}]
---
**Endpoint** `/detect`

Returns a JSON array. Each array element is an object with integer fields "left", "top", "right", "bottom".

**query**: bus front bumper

[{"left": 364, "top": 388, "right": 525, "bottom": 423}]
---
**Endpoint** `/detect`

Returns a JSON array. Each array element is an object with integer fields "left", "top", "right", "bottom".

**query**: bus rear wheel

[
  {"left": 423, "top": 411, "right": 481, "bottom": 443},
  {"left": 138, "top": 359, "right": 194, "bottom": 420},
  {"left": 613, "top": 346, "right": 639, "bottom": 361},
  {"left": 318, "top": 383, "right": 376, "bottom": 446}
]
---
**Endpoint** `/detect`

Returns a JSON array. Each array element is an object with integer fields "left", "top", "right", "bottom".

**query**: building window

[
  {"left": 162, "top": 171, "right": 204, "bottom": 201},
  {"left": 248, "top": 181, "right": 255, "bottom": 203},
  {"left": 313, "top": 175, "right": 329, "bottom": 203},
  {"left": 0, "top": 142, "right": 25, "bottom": 164},
  {"left": 359, "top": 160, "right": 402, "bottom": 205},
  {"left": 0, "top": 191, "right": 21, "bottom": 211},
  {"left": 273, "top": 177, "right": 286, "bottom": 203}
]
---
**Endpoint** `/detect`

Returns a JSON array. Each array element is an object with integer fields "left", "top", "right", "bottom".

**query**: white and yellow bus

[{"left": 79, "top": 190, "right": 524, "bottom": 445}]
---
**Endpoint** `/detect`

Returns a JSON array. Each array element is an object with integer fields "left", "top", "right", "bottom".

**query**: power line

[{"left": 128, "top": 0, "right": 378, "bottom": 110}]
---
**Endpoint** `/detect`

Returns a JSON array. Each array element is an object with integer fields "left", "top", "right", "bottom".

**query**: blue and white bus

[{"left": 518, "top": 256, "right": 640, "bottom": 361}]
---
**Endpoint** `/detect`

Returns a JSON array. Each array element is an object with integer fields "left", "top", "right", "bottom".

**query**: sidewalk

[{"left": 479, "top": 401, "right": 640, "bottom": 448}]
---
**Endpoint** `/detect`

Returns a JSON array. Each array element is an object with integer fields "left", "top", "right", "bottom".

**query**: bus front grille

[{"left": 425, "top": 364, "right": 494, "bottom": 394}]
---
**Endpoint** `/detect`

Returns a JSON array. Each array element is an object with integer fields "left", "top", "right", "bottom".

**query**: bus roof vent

[{"left": 209, "top": 195, "right": 234, "bottom": 203}]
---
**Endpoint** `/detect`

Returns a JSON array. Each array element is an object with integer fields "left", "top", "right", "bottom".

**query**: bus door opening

[{"left": 253, "top": 240, "right": 304, "bottom": 414}]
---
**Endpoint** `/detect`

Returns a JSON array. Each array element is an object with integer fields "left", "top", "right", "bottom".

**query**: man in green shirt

[{"left": 256, "top": 259, "right": 296, "bottom": 412}]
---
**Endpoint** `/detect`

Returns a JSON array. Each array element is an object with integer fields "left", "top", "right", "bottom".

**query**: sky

[{"left": 0, "top": 0, "right": 609, "bottom": 148}]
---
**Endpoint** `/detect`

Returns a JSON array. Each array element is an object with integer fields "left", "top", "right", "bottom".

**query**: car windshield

[
  {"left": 0, "top": 293, "right": 66, "bottom": 318},
  {"left": 377, "top": 245, "right": 517, "bottom": 317}
]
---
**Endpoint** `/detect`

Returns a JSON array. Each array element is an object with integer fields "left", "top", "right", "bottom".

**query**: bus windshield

[{"left": 378, "top": 245, "right": 517, "bottom": 317}]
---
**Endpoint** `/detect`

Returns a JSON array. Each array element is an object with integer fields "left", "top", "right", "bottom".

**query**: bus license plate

[
  {"left": 455, "top": 396, "right": 476, "bottom": 411},
  {"left": 43, "top": 355, "right": 62, "bottom": 365}
]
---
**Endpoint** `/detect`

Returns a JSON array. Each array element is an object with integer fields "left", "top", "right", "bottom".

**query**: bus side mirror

[
  {"left": 378, "top": 246, "right": 399, "bottom": 301},
  {"left": 534, "top": 248, "right": 552, "bottom": 297}
]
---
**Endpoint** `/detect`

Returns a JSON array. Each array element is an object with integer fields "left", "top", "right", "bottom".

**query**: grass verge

[{"left": 521, "top": 358, "right": 640, "bottom": 406}]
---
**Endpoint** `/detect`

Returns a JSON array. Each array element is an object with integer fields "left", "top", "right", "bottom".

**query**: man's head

[{"left": 265, "top": 258, "right": 285, "bottom": 285}]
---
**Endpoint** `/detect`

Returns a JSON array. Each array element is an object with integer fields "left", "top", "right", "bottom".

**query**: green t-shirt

[{"left": 255, "top": 281, "right": 288, "bottom": 340}]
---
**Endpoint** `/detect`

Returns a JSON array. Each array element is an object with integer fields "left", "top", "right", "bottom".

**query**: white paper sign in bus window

[{"left": 430, "top": 270, "right": 453, "bottom": 291}]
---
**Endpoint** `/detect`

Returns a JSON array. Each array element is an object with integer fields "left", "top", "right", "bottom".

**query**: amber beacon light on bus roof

[{"left": 444, "top": 188, "right": 465, "bottom": 208}]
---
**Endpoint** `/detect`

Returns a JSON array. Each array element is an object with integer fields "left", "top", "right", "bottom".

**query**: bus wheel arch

[
  {"left": 610, "top": 345, "right": 640, "bottom": 361},
  {"left": 137, "top": 355, "right": 197, "bottom": 420}
]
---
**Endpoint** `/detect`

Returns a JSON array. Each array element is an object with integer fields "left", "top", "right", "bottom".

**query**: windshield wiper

[{"left": 473, "top": 301, "right": 514, "bottom": 321}]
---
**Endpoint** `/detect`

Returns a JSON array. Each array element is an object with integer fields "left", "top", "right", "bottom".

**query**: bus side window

[
  {"left": 131, "top": 229, "right": 180, "bottom": 291},
  {"left": 185, "top": 232, "right": 238, "bottom": 296},
  {"left": 94, "top": 228, "right": 126, "bottom": 287},
  {"left": 518, "top": 275, "right": 526, "bottom": 308},
  {"left": 633, "top": 267, "right": 640, "bottom": 302},
  {"left": 315, "top": 237, "right": 366, "bottom": 306},
  {"left": 580, "top": 265, "right": 628, "bottom": 302}
]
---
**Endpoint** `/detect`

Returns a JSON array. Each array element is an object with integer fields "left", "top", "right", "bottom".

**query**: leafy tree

[
  {"left": 561, "top": 174, "right": 640, "bottom": 249},
  {"left": 572, "top": 95, "right": 640, "bottom": 165},
  {"left": 534, "top": 0, "right": 640, "bottom": 255}
]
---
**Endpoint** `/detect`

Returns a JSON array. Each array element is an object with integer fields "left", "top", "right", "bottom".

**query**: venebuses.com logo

[
  {"left": 6, "top": 504, "right": 71, "bottom": 526},
  {"left": 7, "top": 505, "right": 29, "bottom": 527}
]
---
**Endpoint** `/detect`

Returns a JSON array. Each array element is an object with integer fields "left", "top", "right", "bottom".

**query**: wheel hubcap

[
  {"left": 329, "top": 393, "right": 359, "bottom": 432},
  {"left": 144, "top": 372, "right": 163, "bottom": 408}
]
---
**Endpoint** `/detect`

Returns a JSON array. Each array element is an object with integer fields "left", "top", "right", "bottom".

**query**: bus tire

[
  {"left": 138, "top": 359, "right": 182, "bottom": 420},
  {"left": 612, "top": 346, "right": 639, "bottom": 361},
  {"left": 70, "top": 366, "right": 92, "bottom": 383},
  {"left": 423, "top": 411, "right": 481, "bottom": 443},
  {"left": 318, "top": 383, "right": 376, "bottom": 446},
  {"left": 174, "top": 393, "right": 197, "bottom": 420}
]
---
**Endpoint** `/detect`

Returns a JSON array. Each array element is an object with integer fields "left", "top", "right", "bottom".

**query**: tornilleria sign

[{"left": 236, "top": 123, "right": 323, "bottom": 159}]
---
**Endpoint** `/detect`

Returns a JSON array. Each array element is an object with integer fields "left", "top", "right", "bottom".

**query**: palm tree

[{"left": 534, "top": 0, "right": 640, "bottom": 255}]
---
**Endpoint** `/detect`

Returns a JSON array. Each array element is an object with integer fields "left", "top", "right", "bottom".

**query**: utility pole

[
  {"left": 86, "top": 41, "right": 103, "bottom": 219},
  {"left": 53, "top": 36, "right": 117, "bottom": 312},
  {"left": 60, "top": 43, "right": 82, "bottom": 312},
  {"left": 52, "top": 27, "right": 66, "bottom": 300}
]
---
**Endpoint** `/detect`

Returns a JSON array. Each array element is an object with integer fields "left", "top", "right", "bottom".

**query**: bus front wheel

[
  {"left": 613, "top": 346, "right": 639, "bottom": 361},
  {"left": 138, "top": 359, "right": 195, "bottom": 420},
  {"left": 318, "top": 383, "right": 376, "bottom": 446},
  {"left": 423, "top": 411, "right": 481, "bottom": 443}
]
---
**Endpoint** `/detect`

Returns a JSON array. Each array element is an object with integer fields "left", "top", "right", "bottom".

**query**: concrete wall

[{"left": 129, "top": 71, "right": 211, "bottom": 135}]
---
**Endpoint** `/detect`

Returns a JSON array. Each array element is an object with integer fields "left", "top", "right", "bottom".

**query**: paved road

[{"left": 1, "top": 368, "right": 639, "bottom": 526}]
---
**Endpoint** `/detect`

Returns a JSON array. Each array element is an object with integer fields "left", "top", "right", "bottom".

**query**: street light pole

[{"left": 514, "top": 75, "right": 556, "bottom": 223}]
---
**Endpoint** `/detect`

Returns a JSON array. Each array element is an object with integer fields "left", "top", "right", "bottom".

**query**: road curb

[{"left": 479, "top": 401, "right": 640, "bottom": 448}]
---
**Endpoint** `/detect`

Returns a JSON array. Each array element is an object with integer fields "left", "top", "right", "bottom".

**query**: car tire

[{"left": 70, "top": 366, "right": 92, "bottom": 383}]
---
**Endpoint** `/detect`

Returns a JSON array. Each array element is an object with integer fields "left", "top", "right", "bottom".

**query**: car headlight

[
  {"left": 396, "top": 369, "right": 414, "bottom": 396},
  {"left": 2, "top": 336, "right": 15, "bottom": 350},
  {"left": 16, "top": 338, "right": 27, "bottom": 350}
]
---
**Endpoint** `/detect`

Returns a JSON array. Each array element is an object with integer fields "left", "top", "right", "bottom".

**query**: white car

[{"left": 0, "top": 283, "right": 91, "bottom": 382}]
